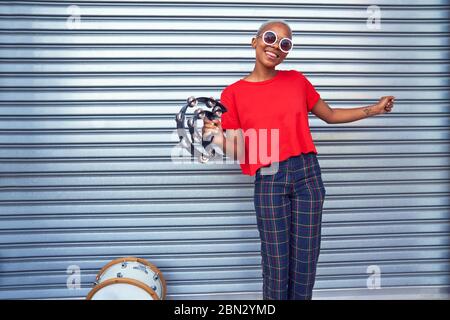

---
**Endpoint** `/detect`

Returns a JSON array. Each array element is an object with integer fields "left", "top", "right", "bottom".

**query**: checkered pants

[{"left": 254, "top": 152, "right": 326, "bottom": 300}]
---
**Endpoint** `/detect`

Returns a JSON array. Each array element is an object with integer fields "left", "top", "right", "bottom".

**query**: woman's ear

[{"left": 251, "top": 37, "right": 257, "bottom": 49}]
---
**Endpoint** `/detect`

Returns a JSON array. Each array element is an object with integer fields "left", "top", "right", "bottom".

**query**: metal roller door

[{"left": 0, "top": 0, "right": 449, "bottom": 299}]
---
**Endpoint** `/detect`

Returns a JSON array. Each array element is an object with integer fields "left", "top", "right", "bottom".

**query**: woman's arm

[{"left": 311, "top": 96, "right": 395, "bottom": 124}]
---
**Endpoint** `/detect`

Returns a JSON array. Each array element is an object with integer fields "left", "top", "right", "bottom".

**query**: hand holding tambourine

[
  {"left": 202, "top": 117, "right": 224, "bottom": 147},
  {"left": 175, "top": 96, "right": 227, "bottom": 163}
]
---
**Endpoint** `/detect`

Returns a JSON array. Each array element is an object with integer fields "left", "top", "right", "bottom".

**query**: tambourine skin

[{"left": 175, "top": 96, "right": 227, "bottom": 163}]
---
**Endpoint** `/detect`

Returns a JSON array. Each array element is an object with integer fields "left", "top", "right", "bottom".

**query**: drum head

[
  {"left": 95, "top": 257, "right": 167, "bottom": 299},
  {"left": 86, "top": 278, "right": 159, "bottom": 300}
]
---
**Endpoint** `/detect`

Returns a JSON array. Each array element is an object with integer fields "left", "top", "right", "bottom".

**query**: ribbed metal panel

[{"left": 0, "top": 0, "right": 449, "bottom": 300}]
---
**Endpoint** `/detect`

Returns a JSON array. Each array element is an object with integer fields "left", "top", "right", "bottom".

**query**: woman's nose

[{"left": 270, "top": 41, "right": 280, "bottom": 50}]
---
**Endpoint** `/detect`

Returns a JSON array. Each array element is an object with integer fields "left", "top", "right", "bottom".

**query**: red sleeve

[
  {"left": 302, "top": 73, "right": 321, "bottom": 112},
  {"left": 220, "top": 86, "right": 241, "bottom": 130}
]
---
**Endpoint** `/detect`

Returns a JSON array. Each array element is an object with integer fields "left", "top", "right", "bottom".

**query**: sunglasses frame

[{"left": 257, "top": 30, "right": 293, "bottom": 54}]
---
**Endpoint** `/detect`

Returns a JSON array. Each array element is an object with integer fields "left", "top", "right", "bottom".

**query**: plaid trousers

[{"left": 254, "top": 152, "right": 326, "bottom": 300}]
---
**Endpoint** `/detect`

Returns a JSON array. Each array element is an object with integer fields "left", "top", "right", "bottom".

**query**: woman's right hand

[{"left": 202, "top": 117, "right": 224, "bottom": 147}]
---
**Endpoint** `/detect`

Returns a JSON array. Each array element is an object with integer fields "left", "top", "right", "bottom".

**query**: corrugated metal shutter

[{"left": 0, "top": 0, "right": 449, "bottom": 300}]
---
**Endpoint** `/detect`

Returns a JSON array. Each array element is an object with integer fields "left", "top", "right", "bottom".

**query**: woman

[{"left": 203, "top": 20, "right": 395, "bottom": 300}]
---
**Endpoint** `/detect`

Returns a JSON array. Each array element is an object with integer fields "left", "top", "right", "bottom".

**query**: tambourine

[{"left": 175, "top": 96, "right": 227, "bottom": 163}]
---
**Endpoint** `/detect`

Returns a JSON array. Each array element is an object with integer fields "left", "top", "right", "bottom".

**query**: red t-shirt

[{"left": 220, "top": 69, "right": 321, "bottom": 176}]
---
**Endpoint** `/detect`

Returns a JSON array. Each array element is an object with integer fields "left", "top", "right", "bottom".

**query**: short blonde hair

[{"left": 256, "top": 20, "right": 292, "bottom": 37}]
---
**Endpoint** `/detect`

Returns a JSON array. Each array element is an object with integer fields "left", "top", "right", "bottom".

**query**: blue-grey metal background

[{"left": 0, "top": 0, "right": 449, "bottom": 300}]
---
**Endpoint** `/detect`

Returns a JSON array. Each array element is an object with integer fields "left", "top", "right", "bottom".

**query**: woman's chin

[{"left": 259, "top": 58, "right": 280, "bottom": 68}]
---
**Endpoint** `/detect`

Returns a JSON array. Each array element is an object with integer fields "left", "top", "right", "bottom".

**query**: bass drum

[{"left": 86, "top": 257, "right": 167, "bottom": 300}]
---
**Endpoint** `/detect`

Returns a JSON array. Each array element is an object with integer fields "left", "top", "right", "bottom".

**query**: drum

[
  {"left": 86, "top": 278, "right": 159, "bottom": 300},
  {"left": 86, "top": 257, "right": 167, "bottom": 300}
]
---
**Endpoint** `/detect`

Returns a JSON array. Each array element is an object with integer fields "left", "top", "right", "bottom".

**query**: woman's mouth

[{"left": 265, "top": 50, "right": 279, "bottom": 60}]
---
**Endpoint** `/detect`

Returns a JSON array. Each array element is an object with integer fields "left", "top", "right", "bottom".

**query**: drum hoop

[
  {"left": 95, "top": 257, "right": 167, "bottom": 299},
  {"left": 86, "top": 277, "right": 160, "bottom": 300}
]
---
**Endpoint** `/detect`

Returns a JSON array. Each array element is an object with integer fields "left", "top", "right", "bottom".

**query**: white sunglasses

[{"left": 256, "top": 30, "right": 293, "bottom": 53}]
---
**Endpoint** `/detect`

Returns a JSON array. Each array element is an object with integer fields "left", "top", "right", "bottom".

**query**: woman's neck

[{"left": 244, "top": 65, "right": 278, "bottom": 82}]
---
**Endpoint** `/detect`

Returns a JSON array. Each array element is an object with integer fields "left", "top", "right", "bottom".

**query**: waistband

[{"left": 256, "top": 152, "right": 317, "bottom": 175}]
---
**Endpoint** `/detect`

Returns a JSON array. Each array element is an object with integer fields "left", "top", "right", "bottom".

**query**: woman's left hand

[{"left": 374, "top": 96, "right": 395, "bottom": 114}]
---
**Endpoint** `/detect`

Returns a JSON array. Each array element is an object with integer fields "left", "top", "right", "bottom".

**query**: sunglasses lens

[
  {"left": 280, "top": 39, "right": 292, "bottom": 52},
  {"left": 263, "top": 31, "right": 276, "bottom": 44}
]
